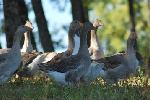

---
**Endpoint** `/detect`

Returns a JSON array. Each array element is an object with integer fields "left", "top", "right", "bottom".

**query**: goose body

[
  {"left": 0, "top": 24, "right": 32, "bottom": 84},
  {"left": 39, "top": 22, "right": 95, "bottom": 85}
]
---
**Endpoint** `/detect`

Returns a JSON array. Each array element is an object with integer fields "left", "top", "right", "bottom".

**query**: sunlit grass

[{"left": 0, "top": 74, "right": 150, "bottom": 100}]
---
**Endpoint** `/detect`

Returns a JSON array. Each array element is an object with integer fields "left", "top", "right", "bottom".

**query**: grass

[{"left": 0, "top": 74, "right": 150, "bottom": 100}]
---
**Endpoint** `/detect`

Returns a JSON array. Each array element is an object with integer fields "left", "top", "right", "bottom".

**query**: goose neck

[
  {"left": 127, "top": 38, "right": 135, "bottom": 55},
  {"left": 11, "top": 31, "right": 24, "bottom": 52},
  {"left": 24, "top": 32, "right": 31, "bottom": 42},
  {"left": 21, "top": 31, "right": 33, "bottom": 52},
  {"left": 90, "top": 30, "right": 100, "bottom": 48},
  {"left": 77, "top": 29, "right": 89, "bottom": 56},
  {"left": 67, "top": 30, "right": 75, "bottom": 52}
]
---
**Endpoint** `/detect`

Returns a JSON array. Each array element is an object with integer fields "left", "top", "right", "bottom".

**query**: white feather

[
  {"left": 72, "top": 34, "right": 80, "bottom": 55},
  {"left": 47, "top": 71, "right": 69, "bottom": 85}
]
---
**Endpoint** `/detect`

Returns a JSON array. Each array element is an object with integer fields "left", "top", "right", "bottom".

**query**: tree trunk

[
  {"left": 70, "top": 0, "right": 90, "bottom": 46},
  {"left": 17, "top": 0, "right": 37, "bottom": 50},
  {"left": 128, "top": 0, "right": 136, "bottom": 32},
  {"left": 70, "top": 0, "right": 88, "bottom": 22},
  {"left": 3, "top": 0, "right": 22, "bottom": 48},
  {"left": 3, "top": 0, "right": 37, "bottom": 50},
  {"left": 31, "top": 0, "right": 54, "bottom": 52},
  {"left": 128, "top": 0, "right": 137, "bottom": 50}
]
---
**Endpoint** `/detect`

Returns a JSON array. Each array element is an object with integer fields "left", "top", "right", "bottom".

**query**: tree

[
  {"left": 17, "top": 0, "right": 37, "bottom": 50},
  {"left": 70, "top": 0, "right": 90, "bottom": 46},
  {"left": 128, "top": 0, "right": 138, "bottom": 50},
  {"left": 31, "top": 0, "right": 54, "bottom": 52},
  {"left": 70, "top": 0, "right": 89, "bottom": 22},
  {"left": 3, "top": 0, "right": 22, "bottom": 48},
  {"left": 3, "top": 0, "right": 37, "bottom": 49}
]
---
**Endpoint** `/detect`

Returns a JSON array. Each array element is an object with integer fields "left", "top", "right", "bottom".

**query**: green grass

[{"left": 0, "top": 75, "right": 150, "bottom": 100}]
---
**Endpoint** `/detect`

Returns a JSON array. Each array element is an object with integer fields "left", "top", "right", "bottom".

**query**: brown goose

[
  {"left": 21, "top": 20, "right": 82, "bottom": 75},
  {"left": 88, "top": 19, "right": 104, "bottom": 60},
  {"left": 39, "top": 22, "right": 95, "bottom": 85},
  {"left": 0, "top": 24, "right": 32, "bottom": 84}
]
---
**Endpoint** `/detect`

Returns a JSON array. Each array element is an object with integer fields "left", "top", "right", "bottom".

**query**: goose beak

[{"left": 25, "top": 20, "right": 33, "bottom": 31}]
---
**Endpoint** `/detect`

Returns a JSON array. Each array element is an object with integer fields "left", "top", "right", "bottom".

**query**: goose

[
  {"left": 83, "top": 32, "right": 142, "bottom": 84},
  {"left": 19, "top": 20, "right": 82, "bottom": 75},
  {"left": 39, "top": 22, "right": 95, "bottom": 85},
  {"left": 46, "top": 31, "right": 142, "bottom": 84},
  {"left": 88, "top": 19, "right": 104, "bottom": 60},
  {"left": 0, "top": 21, "right": 33, "bottom": 54},
  {"left": 101, "top": 32, "right": 140, "bottom": 83},
  {"left": 21, "top": 21, "right": 33, "bottom": 53},
  {"left": 0, "top": 24, "right": 33, "bottom": 84}
]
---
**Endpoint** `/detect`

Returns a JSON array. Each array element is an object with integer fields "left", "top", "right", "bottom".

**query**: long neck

[
  {"left": 77, "top": 29, "right": 89, "bottom": 56},
  {"left": 21, "top": 32, "right": 33, "bottom": 52},
  {"left": 90, "top": 29, "right": 100, "bottom": 49},
  {"left": 67, "top": 29, "right": 75, "bottom": 52},
  {"left": 11, "top": 31, "right": 23, "bottom": 52},
  {"left": 127, "top": 37, "right": 135, "bottom": 56}
]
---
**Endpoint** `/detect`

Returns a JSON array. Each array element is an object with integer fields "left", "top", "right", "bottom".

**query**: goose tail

[{"left": 47, "top": 71, "right": 69, "bottom": 85}]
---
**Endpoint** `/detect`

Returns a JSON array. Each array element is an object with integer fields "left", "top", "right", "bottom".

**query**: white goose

[{"left": 0, "top": 24, "right": 33, "bottom": 84}]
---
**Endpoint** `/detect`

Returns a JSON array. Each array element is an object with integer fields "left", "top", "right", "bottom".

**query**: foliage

[{"left": 90, "top": 0, "right": 150, "bottom": 58}]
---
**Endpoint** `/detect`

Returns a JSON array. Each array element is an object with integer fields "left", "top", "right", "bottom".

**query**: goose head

[
  {"left": 82, "top": 22, "right": 96, "bottom": 33},
  {"left": 17, "top": 25, "right": 33, "bottom": 34},
  {"left": 25, "top": 20, "right": 33, "bottom": 29},
  {"left": 69, "top": 20, "right": 81, "bottom": 37},
  {"left": 67, "top": 20, "right": 82, "bottom": 55},
  {"left": 17, "top": 21, "right": 33, "bottom": 33},
  {"left": 93, "top": 19, "right": 103, "bottom": 29}
]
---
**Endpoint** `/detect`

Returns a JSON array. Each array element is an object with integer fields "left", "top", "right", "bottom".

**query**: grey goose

[
  {"left": 39, "top": 22, "right": 95, "bottom": 85},
  {"left": 0, "top": 24, "right": 33, "bottom": 84}
]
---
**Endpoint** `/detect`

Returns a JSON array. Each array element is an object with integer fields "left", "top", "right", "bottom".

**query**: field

[{"left": 0, "top": 73, "right": 150, "bottom": 100}]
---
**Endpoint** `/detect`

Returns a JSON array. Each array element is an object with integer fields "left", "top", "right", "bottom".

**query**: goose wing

[
  {"left": 0, "top": 52, "right": 9, "bottom": 63},
  {"left": 93, "top": 53, "right": 125, "bottom": 69},
  {"left": 21, "top": 52, "right": 42, "bottom": 67},
  {"left": 0, "top": 48, "right": 10, "bottom": 54},
  {"left": 39, "top": 55, "right": 79, "bottom": 73}
]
